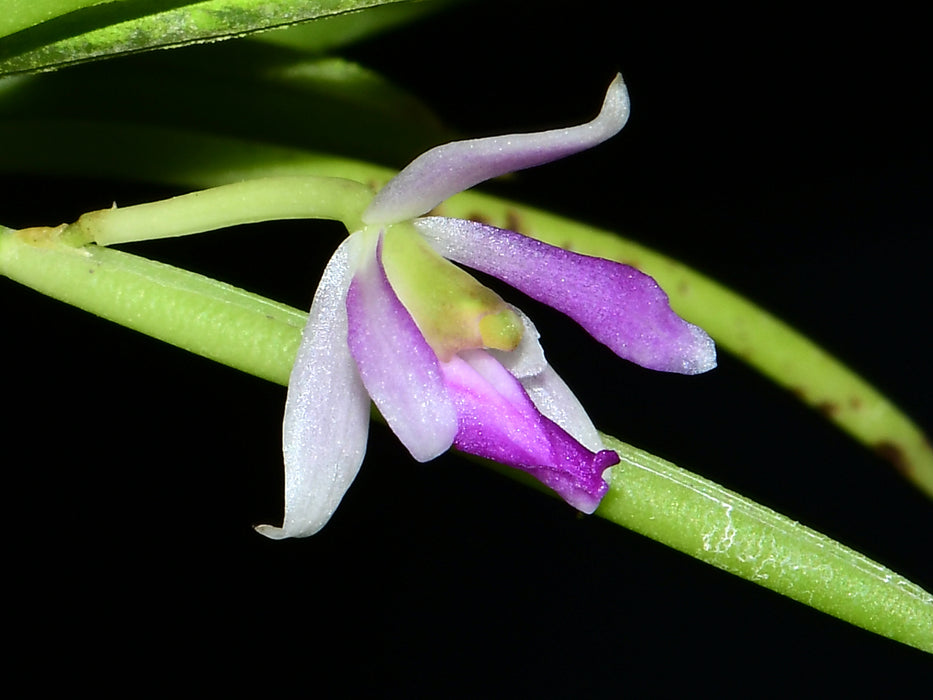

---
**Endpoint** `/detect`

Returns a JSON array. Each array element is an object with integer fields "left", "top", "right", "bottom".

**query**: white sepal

[{"left": 256, "top": 235, "right": 371, "bottom": 539}]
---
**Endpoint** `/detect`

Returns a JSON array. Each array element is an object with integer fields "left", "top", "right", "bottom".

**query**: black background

[{"left": 3, "top": 1, "right": 931, "bottom": 692}]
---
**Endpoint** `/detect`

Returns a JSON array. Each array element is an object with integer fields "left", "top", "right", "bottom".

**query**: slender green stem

[
  {"left": 1, "top": 222, "right": 930, "bottom": 652},
  {"left": 66, "top": 176, "right": 372, "bottom": 246}
]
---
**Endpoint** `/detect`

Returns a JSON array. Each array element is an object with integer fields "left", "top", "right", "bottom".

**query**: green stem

[
  {"left": 67, "top": 175, "right": 372, "bottom": 245},
  {"left": 1, "top": 223, "right": 930, "bottom": 652}
]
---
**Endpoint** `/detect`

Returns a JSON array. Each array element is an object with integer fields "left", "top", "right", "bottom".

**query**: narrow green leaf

[
  {"left": 0, "top": 0, "right": 422, "bottom": 75},
  {"left": 0, "top": 47, "right": 453, "bottom": 165},
  {"left": 0, "top": 1, "right": 119, "bottom": 40},
  {"left": 250, "top": 0, "right": 449, "bottom": 54},
  {"left": 0, "top": 119, "right": 331, "bottom": 185},
  {"left": 598, "top": 435, "right": 933, "bottom": 654}
]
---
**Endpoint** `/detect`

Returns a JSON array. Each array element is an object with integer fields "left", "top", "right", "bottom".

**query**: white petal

[
  {"left": 487, "top": 306, "right": 546, "bottom": 379},
  {"left": 518, "top": 364, "right": 606, "bottom": 455},
  {"left": 256, "top": 235, "right": 371, "bottom": 539},
  {"left": 363, "top": 74, "right": 629, "bottom": 225}
]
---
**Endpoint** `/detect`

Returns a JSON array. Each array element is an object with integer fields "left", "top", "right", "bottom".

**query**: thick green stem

[
  {"left": 0, "top": 224, "right": 305, "bottom": 384},
  {"left": 599, "top": 435, "right": 933, "bottom": 653},
  {"left": 1, "top": 223, "right": 930, "bottom": 652}
]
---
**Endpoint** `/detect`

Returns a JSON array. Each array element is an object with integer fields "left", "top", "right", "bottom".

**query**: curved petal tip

[
  {"left": 257, "top": 236, "right": 371, "bottom": 539},
  {"left": 254, "top": 523, "right": 293, "bottom": 540},
  {"left": 363, "top": 74, "right": 630, "bottom": 225}
]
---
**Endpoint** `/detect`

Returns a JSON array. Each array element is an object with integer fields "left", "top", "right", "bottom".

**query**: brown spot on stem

[
  {"left": 505, "top": 209, "right": 524, "bottom": 234},
  {"left": 466, "top": 212, "right": 490, "bottom": 225},
  {"left": 817, "top": 401, "right": 840, "bottom": 419},
  {"left": 849, "top": 396, "right": 863, "bottom": 410},
  {"left": 874, "top": 441, "right": 911, "bottom": 476}
]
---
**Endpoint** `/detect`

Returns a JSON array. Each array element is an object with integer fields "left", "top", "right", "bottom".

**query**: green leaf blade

[
  {"left": 0, "top": 0, "right": 424, "bottom": 75},
  {"left": 0, "top": 44, "right": 453, "bottom": 166},
  {"left": 0, "top": 0, "right": 122, "bottom": 40}
]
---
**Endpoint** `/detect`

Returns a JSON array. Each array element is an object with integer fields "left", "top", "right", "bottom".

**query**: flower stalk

[{"left": 65, "top": 175, "right": 372, "bottom": 246}]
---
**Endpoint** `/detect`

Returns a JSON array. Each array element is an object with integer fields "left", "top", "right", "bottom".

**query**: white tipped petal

[
  {"left": 256, "top": 236, "right": 371, "bottom": 539},
  {"left": 518, "top": 364, "right": 606, "bottom": 454},
  {"left": 363, "top": 74, "right": 629, "bottom": 225},
  {"left": 417, "top": 216, "right": 717, "bottom": 375}
]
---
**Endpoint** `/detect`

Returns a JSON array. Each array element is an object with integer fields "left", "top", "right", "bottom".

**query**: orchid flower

[{"left": 256, "top": 75, "right": 717, "bottom": 539}]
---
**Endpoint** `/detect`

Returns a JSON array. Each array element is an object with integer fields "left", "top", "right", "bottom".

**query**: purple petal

[
  {"left": 416, "top": 217, "right": 717, "bottom": 375},
  {"left": 346, "top": 232, "right": 458, "bottom": 462},
  {"left": 256, "top": 236, "right": 371, "bottom": 539},
  {"left": 441, "top": 350, "right": 617, "bottom": 513},
  {"left": 363, "top": 74, "right": 629, "bottom": 225}
]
